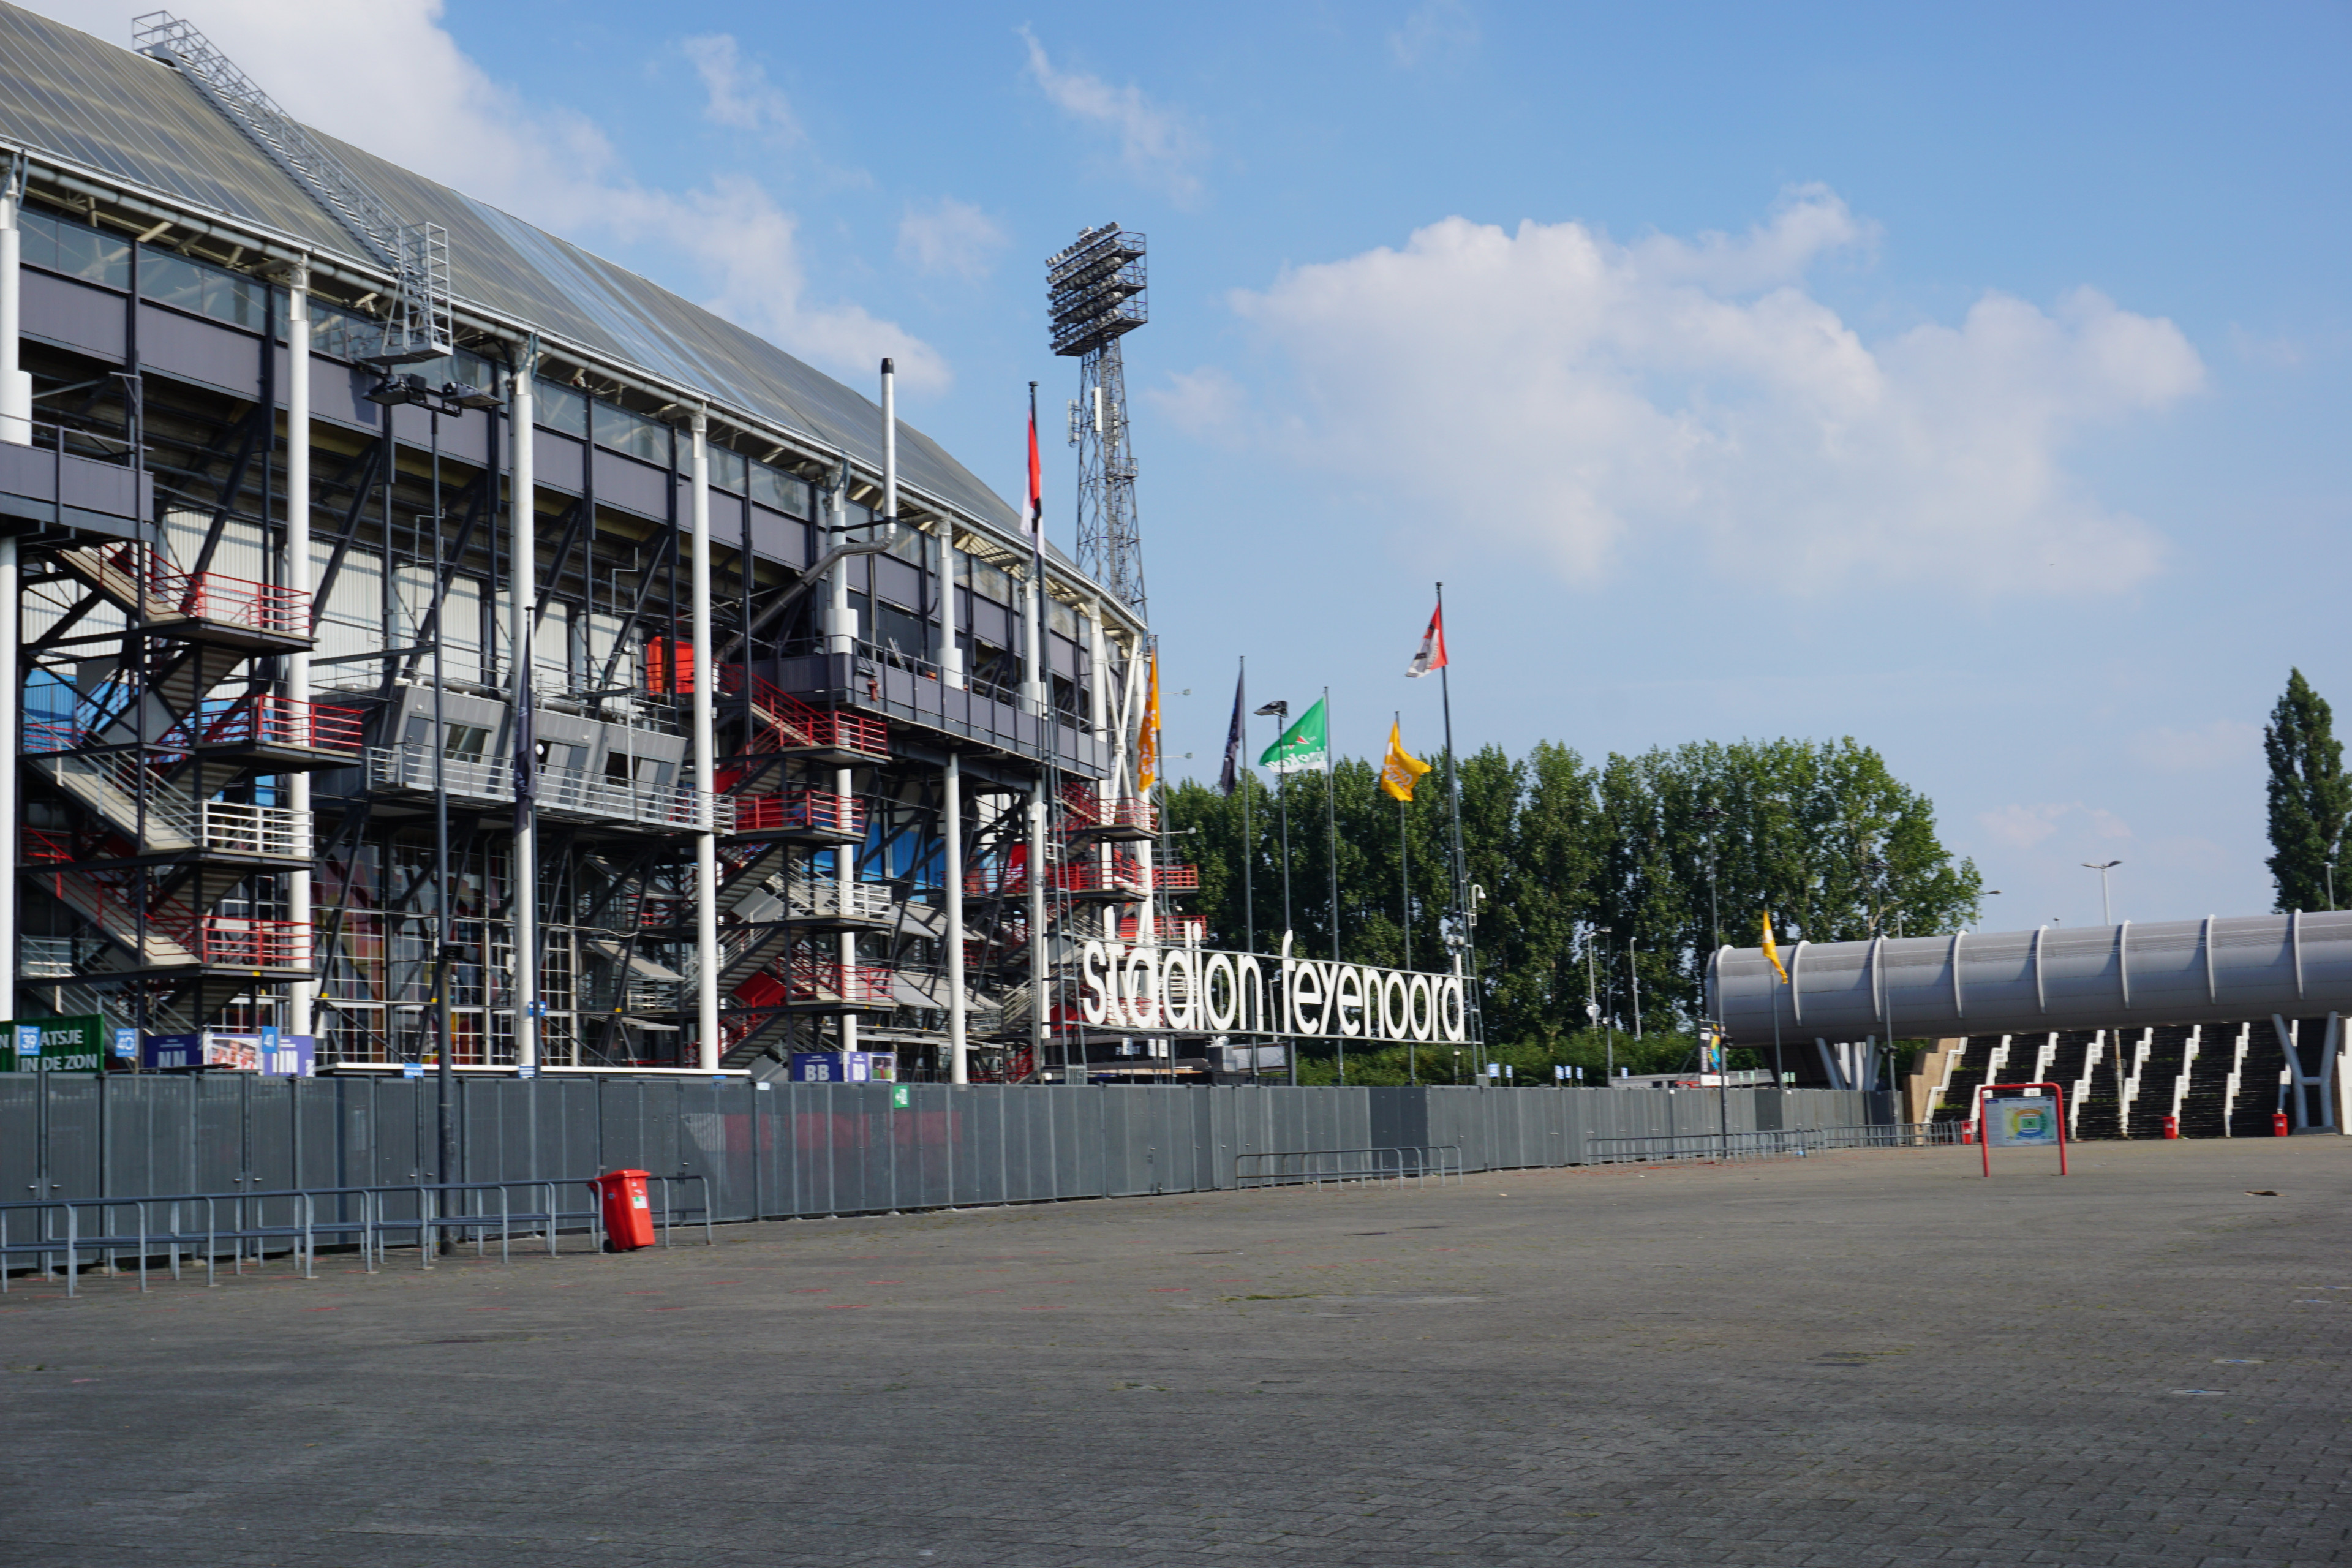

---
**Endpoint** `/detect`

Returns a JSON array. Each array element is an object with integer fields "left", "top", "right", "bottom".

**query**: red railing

[
  {"left": 1112, "top": 914, "right": 1208, "bottom": 944},
  {"left": 157, "top": 694, "right": 364, "bottom": 756},
  {"left": 786, "top": 956, "right": 894, "bottom": 1005},
  {"left": 104, "top": 543, "right": 307, "bottom": 637},
  {"left": 732, "top": 786, "right": 864, "bottom": 837},
  {"left": 1060, "top": 780, "right": 1156, "bottom": 835},
  {"left": 718, "top": 665, "right": 888, "bottom": 758},
  {"left": 24, "top": 829, "right": 307, "bottom": 967}
]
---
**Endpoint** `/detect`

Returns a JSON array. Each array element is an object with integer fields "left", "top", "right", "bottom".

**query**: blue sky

[{"left": 29, "top": 0, "right": 2352, "bottom": 930}]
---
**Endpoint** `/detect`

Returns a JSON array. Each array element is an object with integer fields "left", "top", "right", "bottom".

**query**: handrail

[
  {"left": 1234, "top": 1145, "right": 1464, "bottom": 1189},
  {"left": 1586, "top": 1123, "right": 1962, "bottom": 1165},
  {"left": 0, "top": 1175, "right": 715, "bottom": 1297}
]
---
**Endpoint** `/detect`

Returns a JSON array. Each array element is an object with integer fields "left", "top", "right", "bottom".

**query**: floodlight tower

[{"left": 1048, "top": 225, "right": 1148, "bottom": 617}]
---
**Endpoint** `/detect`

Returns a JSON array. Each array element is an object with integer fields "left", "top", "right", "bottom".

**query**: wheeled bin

[{"left": 593, "top": 1169, "right": 657, "bottom": 1251}]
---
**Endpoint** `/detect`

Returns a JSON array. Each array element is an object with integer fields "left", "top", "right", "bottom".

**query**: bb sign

[{"left": 1077, "top": 933, "right": 1470, "bottom": 1044}]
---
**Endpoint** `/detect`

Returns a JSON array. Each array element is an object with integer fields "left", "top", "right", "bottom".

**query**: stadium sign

[{"left": 1076, "top": 933, "right": 1469, "bottom": 1044}]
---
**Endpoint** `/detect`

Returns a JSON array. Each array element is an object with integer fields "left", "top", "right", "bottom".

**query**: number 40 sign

[{"left": 1976, "top": 1082, "right": 2070, "bottom": 1177}]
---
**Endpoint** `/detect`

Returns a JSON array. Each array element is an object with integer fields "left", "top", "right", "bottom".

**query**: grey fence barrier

[{"left": 0, "top": 1079, "right": 1892, "bottom": 1244}]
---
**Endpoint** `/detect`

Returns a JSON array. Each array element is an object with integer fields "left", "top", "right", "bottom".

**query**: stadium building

[{"left": 0, "top": 6, "right": 1186, "bottom": 1082}]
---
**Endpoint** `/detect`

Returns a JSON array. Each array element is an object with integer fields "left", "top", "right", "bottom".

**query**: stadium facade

[{"left": 0, "top": 5, "right": 1185, "bottom": 1081}]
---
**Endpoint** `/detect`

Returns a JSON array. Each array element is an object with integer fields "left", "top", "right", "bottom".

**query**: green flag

[{"left": 1257, "top": 696, "right": 1329, "bottom": 774}]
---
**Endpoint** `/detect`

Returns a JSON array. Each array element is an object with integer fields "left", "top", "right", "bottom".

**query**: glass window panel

[
  {"left": 17, "top": 207, "right": 59, "bottom": 273},
  {"left": 709, "top": 446, "right": 747, "bottom": 492},
  {"left": 202, "top": 268, "right": 263, "bottom": 329},
  {"left": 1049, "top": 598, "right": 1077, "bottom": 638},
  {"left": 751, "top": 463, "right": 810, "bottom": 518},
  {"left": 535, "top": 380, "right": 587, "bottom": 437},
  {"left": 140, "top": 249, "right": 206, "bottom": 312},
  {"left": 591, "top": 401, "right": 667, "bottom": 464}
]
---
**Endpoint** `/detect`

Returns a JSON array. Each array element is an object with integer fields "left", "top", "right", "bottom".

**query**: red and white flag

[
  {"left": 1404, "top": 603, "right": 1448, "bottom": 677},
  {"left": 1025, "top": 386, "right": 1044, "bottom": 559}
]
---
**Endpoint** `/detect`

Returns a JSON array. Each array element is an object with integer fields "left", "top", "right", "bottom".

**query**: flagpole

[
  {"left": 1434, "top": 581, "right": 1480, "bottom": 1062},
  {"left": 1323, "top": 686, "right": 1343, "bottom": 1085},
  {"left": 1240, "top": 658, "right": 1255, "bottom": 1084},
  {"left": 1397, "top": 708, "right": 1412, "bottom": 1085}
]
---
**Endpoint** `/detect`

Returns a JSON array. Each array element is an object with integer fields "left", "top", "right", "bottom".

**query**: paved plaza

[{"left": 2, "top": 1137, "right": 2347, "bottom": 1565}]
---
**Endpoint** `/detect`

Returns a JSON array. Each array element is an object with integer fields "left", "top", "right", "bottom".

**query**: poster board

[{"left": 1976, "top": 1082, "right": 2068, "bottom": 1176}]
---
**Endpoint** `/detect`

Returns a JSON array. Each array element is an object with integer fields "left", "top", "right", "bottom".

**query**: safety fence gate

[{"left": 0, "top": 1077, "right": 1890, "bottom": 1232}]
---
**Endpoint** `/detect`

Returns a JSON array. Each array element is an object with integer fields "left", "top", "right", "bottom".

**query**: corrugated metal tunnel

[{"left": 1706, "top": 912, "right": 2352, "bottom": 1042}]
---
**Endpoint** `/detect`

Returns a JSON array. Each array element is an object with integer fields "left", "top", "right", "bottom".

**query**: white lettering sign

[{"left": 1077, "top": 930, "right": 1468, "bottom": 1046}]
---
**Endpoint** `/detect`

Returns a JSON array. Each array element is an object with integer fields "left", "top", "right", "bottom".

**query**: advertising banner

[
  {"left": 2, "top": 1016, "right": 106, "bottom": 1074},
  {"left": 141, "top": 1033, "right": 316, "bottom": 1074},
  {"left": 786, "top": 1051, "right": 897, "bottom": 1084}
]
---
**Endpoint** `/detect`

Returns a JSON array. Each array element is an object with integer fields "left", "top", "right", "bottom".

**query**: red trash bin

[
  {"left": 593, "top": 1169, "right": 657, "bottom": 1251},
  {"left": 2162, "top": 1115, "right": 2179, "bottom": 1139},
  {"left": 2272, "top": 1110, "right": 2291, "bottom": 1137}
]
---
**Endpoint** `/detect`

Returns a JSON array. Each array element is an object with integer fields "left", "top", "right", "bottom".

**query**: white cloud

[
  {"left": 1147, "top": 367, "right": 1249, "bottom": 439},
  {"left": 1978, "top": 802, "right": 2134, "bottom": 851},
  {"left": 1389, "top": 0, "right": 1480, "bottom": 69},
  {"left": 2128, "top": 720, "right": 2261, "bottom": 773},
  {"left": 21, "top": 2, "right": 944, "bottom": 390},
  {"left": 681, "top": 34, "right": 797, "bottom": 138},
  {"left": 1019, "top": 28, "right": 1205, "bottom": 205},
  {"left": 897, "top": 198, "right": 1007, "bottom": 281},
  {"left": 1223, "top": 187, "right": 2203, "bottom": 594}
]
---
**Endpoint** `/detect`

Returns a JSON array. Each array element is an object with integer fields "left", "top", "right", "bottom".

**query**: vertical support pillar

[
  {"left": 1023, "top": 570, "right": 1044, "bottom": 718},
  {"left": 508, "top": 353, "right": 538, "bottom": 1069},
  {"left": 0, "top": 175, "right": 27, "bottom": 1025},
  {"left": 689, "top": 411, "right": 719, "bottom": 1072},
  {"left": 284, "top": 260, "right": 314, "bottom": 1041},
  {"left": 1028, "top": 775, "right": 1047, "bottom": 1077},
  {"left": 945, "top": 751, "right": 967, "bottom": 1084},
  {"left": 937, "top": 526, "right": 962, "bottom": 688}
]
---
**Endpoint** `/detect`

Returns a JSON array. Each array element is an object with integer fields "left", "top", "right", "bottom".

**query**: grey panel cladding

[
  {"left": 532, "top": 430, "right": 586, "bottom": 496},
  {"left": 135, "top": 302, "right": 262, "bottom": 396},
  {"left": 591, "top": 450, "right": 669, "bottom": 519},
  {"left": 20, "top": 268, "right": 124, "bottom": 358},
  {"left": 1711, "top": 911, "right": 2352, "bottom": 1041},
  {"left": 747, "top": 503, "right": 810, "bottom": 567}
]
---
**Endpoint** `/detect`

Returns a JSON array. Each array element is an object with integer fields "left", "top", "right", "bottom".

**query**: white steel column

[
  {"left": 1087, "top": 611, "right": 1109, "bottom": 743},
  {"left": 0, "top": 179, "right": 28, "bottom": 1023},
  {"left": 937, "top": 527, "right": 961, "bottom": 688},
  {"left": 945, "top": 751, "right": 967, "bottom": 1083},
  {"left": 284, "top": 262, "right": 314, "bottom": 1040},
  {"left": 690, "top": 411, "right": 720, "bottom": 1072},
  {"left": 1028, "top": 775, "right": 1047, "bottom": 1075},
  {"left": 508, "top": 358, "right": 538, "bottom": 1069},
  {"left": 1023, "top": 571, "right": 1044, "bottom": 717}
]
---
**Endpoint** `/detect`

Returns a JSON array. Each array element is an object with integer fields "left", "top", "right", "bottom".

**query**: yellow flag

[
  {"left": 1379, "top": 721, "right": 1433, "bottom": 802},
  {"left": 1137, "top": 649, "right": 1162, "bottom": 792},
  {"left": 1762, "top": 910, "right": 1789, "bottom": 983}
]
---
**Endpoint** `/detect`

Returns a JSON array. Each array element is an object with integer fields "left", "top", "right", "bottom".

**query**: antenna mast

[{"left": 1047, "top": 224, "right": 1147, "bottom": 617}]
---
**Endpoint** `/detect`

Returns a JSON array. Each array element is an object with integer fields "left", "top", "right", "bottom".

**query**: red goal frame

[{"left": 1975, "top": 1081, "right": 2068, "bottom": 1178}]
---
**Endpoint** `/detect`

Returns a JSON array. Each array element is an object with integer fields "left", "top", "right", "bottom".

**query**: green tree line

[{"left": 1164, "top": 736, "right": 1983, "bottom": 1057}]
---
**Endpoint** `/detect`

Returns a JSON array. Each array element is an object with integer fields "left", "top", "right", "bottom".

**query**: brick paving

[{"left": 2, "top": 1136, "right": 2347, "bottom": 1565}]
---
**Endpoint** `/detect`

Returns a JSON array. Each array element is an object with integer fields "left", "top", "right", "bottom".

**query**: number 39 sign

[{"left": 1977, "top": 1082, "right": 2070, "bottom": 1177}]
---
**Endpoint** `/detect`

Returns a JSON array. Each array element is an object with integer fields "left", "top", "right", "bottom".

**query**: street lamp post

[{"left": 2082, "top": 860, "right": 2122, "bottom": 927}]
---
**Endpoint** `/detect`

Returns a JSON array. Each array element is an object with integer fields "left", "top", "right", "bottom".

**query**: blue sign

[
  {"left": 516, "top": 1064, "right": 537, "bottom": 1079},
  {"left": 111, "top": 1028, "right": 137, "bottom": 1060},
  {"left": 15, "top": 1024, "right": 42, "bottom": 1059},
  {"left": 401, "top": 1063, "right": 425, "bottom": 1079}
]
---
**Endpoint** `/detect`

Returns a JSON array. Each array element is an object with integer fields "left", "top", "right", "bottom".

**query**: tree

[
  {"left": 2265, "top": 668, "right": 2350, "bottom": 912},
  {"left": 1166, "top": 731, "right": 1980, "bottom": 1056}
]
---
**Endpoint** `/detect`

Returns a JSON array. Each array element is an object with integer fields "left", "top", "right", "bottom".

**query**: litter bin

[{"left": 593, "top": 1169, "right": 657, "bottom": 1251}]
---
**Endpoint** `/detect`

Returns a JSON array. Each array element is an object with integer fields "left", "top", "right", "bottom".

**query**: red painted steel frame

[{"left": 1975, "top": 1081, "right": 2068, "bottom": 1178}]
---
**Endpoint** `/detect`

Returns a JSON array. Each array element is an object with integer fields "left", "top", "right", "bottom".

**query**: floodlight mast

[{"left": 1047, "top": 224, "right": 1148, "bottom": 618}]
